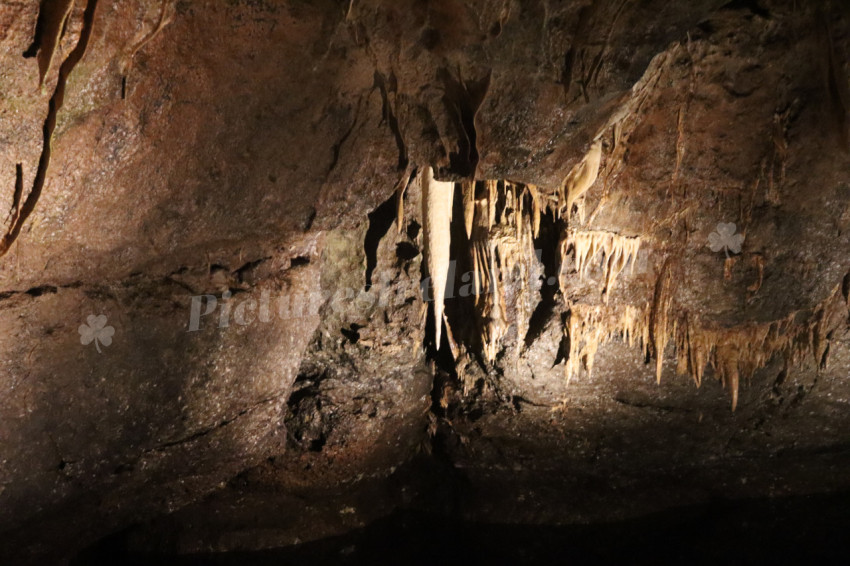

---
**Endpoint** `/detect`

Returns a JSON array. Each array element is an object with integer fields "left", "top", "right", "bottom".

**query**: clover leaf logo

[
  {"left": 708, "top": 222, "right": 744, "bottom": 258},
  {"left": 79, "top": 314, "right": 114, "bottom": 353}
]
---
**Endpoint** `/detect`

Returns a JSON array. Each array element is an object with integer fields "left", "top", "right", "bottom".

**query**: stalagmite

[{"left": 422, "top": 166, "right": 454, "bottom": 349}]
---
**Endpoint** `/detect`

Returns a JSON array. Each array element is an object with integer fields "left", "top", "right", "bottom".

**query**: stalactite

[
  {"left": 565, "top": 280, "right": 847, "bottom": 410},
  {"left": 559, "top": 140, "right": 603, "bottom": 218},
  {"left": 394, "top": 165, "right": 414, "bottom": 233},
  {"left": 481, "top": 240, "right": 508, "bottom": 363},
  {"left": 410, "top": 168, "right": 849, "bottom": 412},
  {"left": 565, "top": 303, "right": 651, "bottom": 381},
  {"left": 681, "top": 285, "right": 849, "bottom": 410},
  {"left": 525, "top": 184, "right": 542, "bottom": 238},
  {"left": 487, "top": 179, "right": 497, "bottom": 230},
  {"left": 561, "top": 229, "right": 640, "bottom": 301},
  {"left": 422, "top": 166, "right": 453, "bottom": 349},
  {"left": 467, "top": 181, "right": 537, "bottom": 363},
  {"left": 442, "top": 312, "right": 459, "bottom": 360},
  {"left": 649, "top": 260, "right": 675, "bottom": 384},
  {"left": 462, "top": 180, "right": 475, "bottom": 239}
]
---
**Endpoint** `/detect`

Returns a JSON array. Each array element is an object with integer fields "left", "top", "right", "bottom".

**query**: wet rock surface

[{"left": 1, "top": 0, "right": 850, "bottom": 563}]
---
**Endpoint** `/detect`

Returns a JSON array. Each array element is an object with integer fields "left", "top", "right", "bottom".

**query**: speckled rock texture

[{"left": 2, "top": 0, "right": 850, "bottom": 563}]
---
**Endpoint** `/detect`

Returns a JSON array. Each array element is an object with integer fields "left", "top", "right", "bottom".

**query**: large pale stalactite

[{"left": 422, "top": 166, "right": 454, "bottom": 348}]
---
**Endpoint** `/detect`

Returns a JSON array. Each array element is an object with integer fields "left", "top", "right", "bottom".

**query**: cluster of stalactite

[{"left": 406, "top": 128, "right": 849, "bottom": 410}]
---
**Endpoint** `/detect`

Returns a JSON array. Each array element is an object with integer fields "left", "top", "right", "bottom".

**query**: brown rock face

[{"left": 2, "top": 0, "right": 850, "bottom": 563}]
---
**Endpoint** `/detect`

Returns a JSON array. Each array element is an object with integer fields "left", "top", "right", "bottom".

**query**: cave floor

[{"left": 74, "top": 489, "right": 850, "bottom": 566}]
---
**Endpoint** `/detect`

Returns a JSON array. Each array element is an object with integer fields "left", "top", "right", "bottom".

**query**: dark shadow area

[
  {"left": 525, "top": 209, "right": 564, "bottom": 347},
  {"left": 73, "top": 491, "right": 850, "bottom": 565},
  {"left": 363, "top": 192, "right": 399, "bottom": 290}
]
